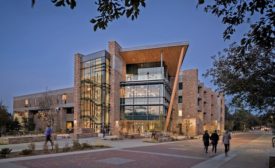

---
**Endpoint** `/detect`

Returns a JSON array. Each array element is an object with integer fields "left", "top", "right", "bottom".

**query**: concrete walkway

[
  {"left": 0, "top": 133, "right": 271, "bottom": 168},
  {"left": 192, "top": 134, "right": 271, "bottom": 168}
]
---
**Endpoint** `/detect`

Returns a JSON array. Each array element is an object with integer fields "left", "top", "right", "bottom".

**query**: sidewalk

[
  {"left": 0, "top": 133, "right": 271, "bottom": 168},
  {"left": 192, "top": 134, "right": 271, "bottom": 168}
]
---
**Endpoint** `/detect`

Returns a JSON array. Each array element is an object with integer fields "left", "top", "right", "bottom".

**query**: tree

[
  {"left": 0, "top": 102, "right": 9, "bottom": 136},
  {"left": 199, "top": 0, "right": 275, "bottom": 112},
  {"left": 22, "top": 117, "right": 36, "bottom": 132},
  {"left": 225, "top": 104, "right": 260, "bottom": 131},
  {"left": 198, "top": 0, "right": 274, "bottom": 51},
  {"left": 224, "top": 105, "right": 234, "bottom": 130},
  {"left": 204, "top": 43, "right": 275, "bottom": 111},
  {"left": 12, "top": 117, "right": 21, "bottom": 132},
  {"left": 38, "top": 90, "right": 58, "bottom": 130},
  {"left": 32, "top": 0, "right": 146, "bottom": 31}
]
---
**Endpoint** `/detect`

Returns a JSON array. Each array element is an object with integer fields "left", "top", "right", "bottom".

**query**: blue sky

[{"left": 0, "top": 1, "right": 246, "bottom": 112}]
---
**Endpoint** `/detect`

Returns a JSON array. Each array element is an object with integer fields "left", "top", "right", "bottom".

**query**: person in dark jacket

[
  {"left": 203, "top": 130, "right": 210, "bottom": 153},
  {"left": 210, "top": 130, "right": 219, "bottom": 153}
]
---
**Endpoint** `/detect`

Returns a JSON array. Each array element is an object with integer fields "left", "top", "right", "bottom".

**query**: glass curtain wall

[
  {"left": 80, "top": 55, "right": 110, "bottom": 133},
  {"left": 120, "top": 62, "right": 171, "bottom": 132}
]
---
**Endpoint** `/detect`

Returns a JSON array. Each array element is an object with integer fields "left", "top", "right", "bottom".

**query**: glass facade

[
  {"left": 80, "top": 51, "right": 110, "bottom": 133},
  {"left": 125, "top": 62, "right": 168, "bottom": 81},
  {"left": 120, "top": 62, "right": 171, "bottom": 132}
]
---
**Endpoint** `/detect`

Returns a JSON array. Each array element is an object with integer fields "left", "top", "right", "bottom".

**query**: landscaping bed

[{"left": 0, "top": 141, "right": 110, "bottom": 159}]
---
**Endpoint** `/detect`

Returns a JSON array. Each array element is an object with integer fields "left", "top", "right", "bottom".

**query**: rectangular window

[
  {"left": 178, "top": 96, "right": 182, "bottom": 103},
  {"left": 179, "top": 82, "right": 183, "bottom": 90}
]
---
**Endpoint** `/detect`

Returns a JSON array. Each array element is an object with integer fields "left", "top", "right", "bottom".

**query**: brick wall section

[
  {"left": 209, "top": 90, "right": 217, "bottom": 131},
  {"left": 197, "top": 82, "right": 204, "bottom": 134},
  {"left": 182, "top": 69, "right": 198, "bottom": 118},
  {"left": 203, "top": 88, "right": 212, "bottom": 131},
  {"left": 218, "top": 93, "right": 225, "bottom": 133},
  {"left": 74, "top": 54, "right": 82, "bottom": 134},
  {"left": 108, "top": 41, "right": 125, "bottom": 135},
  {"left": 181, "top": 69, "right": 198, "bottom": 136}
]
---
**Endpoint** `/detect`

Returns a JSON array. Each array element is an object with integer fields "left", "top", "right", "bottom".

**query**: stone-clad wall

[
  {"left": 74, "top": 54, "right": 82, "bottom": 134},
  {"left": 0, "top": 135, "right": 57, "bottom": 145},
  {"left": 108, "top": 41, "right": 125, "bottom": 135}
]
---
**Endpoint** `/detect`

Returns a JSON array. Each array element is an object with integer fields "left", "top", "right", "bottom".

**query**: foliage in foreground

[{"left": 0, "top": 148, "right": 12, "bottom": 158}]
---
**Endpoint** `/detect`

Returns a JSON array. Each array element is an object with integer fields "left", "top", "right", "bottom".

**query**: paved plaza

[{"left": 0, "top": 133, "right": 271, "bottom": 168}]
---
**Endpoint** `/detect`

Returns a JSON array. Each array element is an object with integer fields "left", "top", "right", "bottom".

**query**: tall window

[
  {"left": 80, "top": 53, "right": 110, "bottom": 133},
  {"left": 178, "top": 82, "right": 183, "bottom": 90},
  {"left": 178, "top": 96, "right": 182, "bottom": 103}
]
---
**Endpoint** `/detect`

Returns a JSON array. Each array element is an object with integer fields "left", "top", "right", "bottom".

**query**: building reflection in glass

[{"left": 80, "top": 51, "right": 110, "bottom": 133}]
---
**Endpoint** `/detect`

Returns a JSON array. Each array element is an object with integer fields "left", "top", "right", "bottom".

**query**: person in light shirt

[{"left": 222, "top": 130, "right": 232, "bottom": 156}]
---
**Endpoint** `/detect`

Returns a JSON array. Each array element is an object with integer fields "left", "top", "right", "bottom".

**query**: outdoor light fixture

[
  {"left": 24, "top": 99, "right": 29, "bottom": 107},
  {"left": 62, "top": 94, "right": 67, "bottom": 104},
  {"left": 115, "top": 120, "right": 119, "bottom": 127},
  {"left": 178, "top": 110, "right": 182, "bottom": 117}
]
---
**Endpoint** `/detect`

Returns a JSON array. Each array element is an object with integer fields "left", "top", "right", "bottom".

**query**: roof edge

[{"left": 121, "top": 41, "right": 189, "bottom": 52}]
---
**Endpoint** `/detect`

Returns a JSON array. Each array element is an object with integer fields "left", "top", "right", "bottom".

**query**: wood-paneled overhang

[
  {"left": 120, "top": 42, "right": 189, "bottom": 132},
  {"left": 120, "top": 42, "right": 189, "bottom": 77}
]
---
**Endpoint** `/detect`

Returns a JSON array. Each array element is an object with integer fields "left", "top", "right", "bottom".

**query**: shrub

[
  {"left": 0, "top": 148, "right": 12, "bottom": 158},
  {"left": 81, "top": 143, "right": 92, "bottom": 149},
  {"left": 54, "top": 143, "right": 59, "bottom": 153},
  {"left": 28, "top": 142, "right": 35, "bottom": 151},
  {"left": 43, "top": 144, "right": 49, "bottom": 153},
  {"left": 72, "top": 140, "right": 81, "bottom": 150},
  {"left": 94, "top": 144, "right": 105, "bottom": 148},
  {"left": 62, "top": 142, "right": 70, "bottom": 152},
  {"left": 20, "top": 149, "right": 32, "bottom": 155},
  {"left": 93, "top": 143, "right": 109, "bottom": 148}
]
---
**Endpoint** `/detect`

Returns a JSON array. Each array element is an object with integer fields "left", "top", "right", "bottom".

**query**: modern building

[
  {"left": 176, "top": 69, "right": 225, "bottom": 137},
  {"left": 13, "top": 88, "right": 74, "bottom": 133},
  {"left": 13, "top": 41, "right": 224, "bottom": 136}
]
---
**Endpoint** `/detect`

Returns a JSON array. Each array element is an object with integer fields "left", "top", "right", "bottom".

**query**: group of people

[{"left": 203, "top": 130, "right": 231, "bottom": 156}]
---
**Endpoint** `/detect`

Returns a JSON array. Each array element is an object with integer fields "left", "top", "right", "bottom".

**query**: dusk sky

[{"left": 0, "top": 1, "right": 247, "bottom": 112}]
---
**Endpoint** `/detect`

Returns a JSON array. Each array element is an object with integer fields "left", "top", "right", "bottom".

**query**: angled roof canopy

[{"left": 120, "top": 42, "right": 189, "bottom": 77}]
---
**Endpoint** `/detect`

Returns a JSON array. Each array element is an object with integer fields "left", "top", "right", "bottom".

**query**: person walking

[
  {"left": 102, "top": 127, "right": 106, "bottom": 138},
  {"left": 203, "top": 130, "right": 210, "bottom": 154},
  {"left": 210, "top": 130, "right": 219, "bottom": 154},
  {"left": 44, "top": 124, "right": 54, "bottom": 150},
  {"left": 223, "top": 130, "right": 231, "bottom": 156}
]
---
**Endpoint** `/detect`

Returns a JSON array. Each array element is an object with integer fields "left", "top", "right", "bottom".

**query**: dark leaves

[
  {"left": 204, "top": 43, "right": 275, "bottom": 112},
  {"left": 32, "top": 0, "right": 35, "bottom": 8},
  {"left": 91, "top": 0, "right": 146, "bottom": 31},
  {"left": 51, "top": 0, "right": 76, "bottom": 8},
  {"left": 198, "top": 0, "right": 274, "bottom": 51}
]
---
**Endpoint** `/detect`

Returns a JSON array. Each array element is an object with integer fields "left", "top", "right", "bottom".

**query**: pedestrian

[
  {"left": 102, "top": 127, "right": 106, "bottom": 138},
  {"left": 44, "top": 124, "right": 54, "bottom": 150},
  {"left": 203, "top": 130, "right": 210, "bottom": 153},
  {"left": 222, "top": 130, "right": 231, "bottom": 156},
  {"left": 210, "top": 130, "right": 219, "bottom": 154}
]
